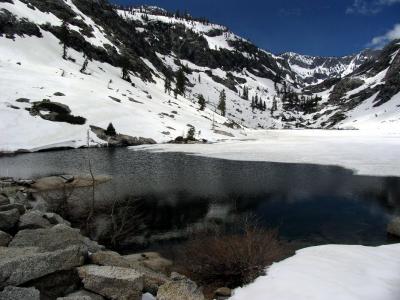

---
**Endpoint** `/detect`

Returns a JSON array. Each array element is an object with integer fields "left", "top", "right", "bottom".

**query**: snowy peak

[{"left": 281, "top": 49, "right": 379, "bottom": 86}]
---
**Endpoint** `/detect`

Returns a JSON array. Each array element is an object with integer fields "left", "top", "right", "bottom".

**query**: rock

[
  {"left": 0, "top": 194, "right": 10, "bottom": 206},
  {"left": 31, "top": 175, "right": 111, "bottom": 191},
  {"left": 9, "top": 224, "right": 104, "bottom": 253},
  {"left": 58, "top": 290, "right": 105, "bottom": 300},
  {"left": 214, "top": 287, "right": 232, "bottom": 298},
  {"left": 0, "top": 230, "right": 12, "bottom": 246},
  {"left": 14, "top": 190, "right": 29, "bottom": 206},
  {"left": 18, "top": 210, "right": 52, "bottom": 230},
  {"left": 90, "top": 251, "right": 131, "bottom": 268},
  {"left": 90, "top": 125, "right": 157, "bottom": 147},
  {"left": 0, "top": 286, "right": 40, "bottom": 300},
  {"left": 387, "top": 216, "right": 400, "bottom": 237},
  {"left": 91, "top": 251, "right": 169, "bottom": 295},
  {"left": 29, "top": 194, "right": 49, "bottom": 212},
  {"left": 0, "top": 203, "right": 26, "bottom": 214},
  {"left": 124, "top": 252, "right": 172, "bottom": 275},
  {"left": 27, "top": 270, "right": 81, "bottom": 300},
  {"left": 77, "top": 265, "right": 144, "bottom": 300},
  {"left": 157, "top": 273, "right": 205, "bottom": 300},
  {"left": 0, "top": 209, "right": 20, "bottom": 231},
  {"left": 44, "top": 212, "right": 71, "bottom": 226},
  {"left": 0, "top": 246, "right": 85, "bottom": 287}
]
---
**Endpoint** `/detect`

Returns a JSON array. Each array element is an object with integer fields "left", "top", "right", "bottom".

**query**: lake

[{"left": 0, "top": 147, "right": 399, "bottom": 249}]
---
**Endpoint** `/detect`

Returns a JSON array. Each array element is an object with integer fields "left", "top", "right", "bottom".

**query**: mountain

[
  {"left": 0, "top": 0, "right": 399, "bottom": 152},
  {"left": 281, "top": 49, "right": 379, "bottom": 86}
]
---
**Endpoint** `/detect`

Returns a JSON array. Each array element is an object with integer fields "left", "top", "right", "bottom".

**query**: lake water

[{"left": 0, "top": 147, "right": 399, "bottom": 249}]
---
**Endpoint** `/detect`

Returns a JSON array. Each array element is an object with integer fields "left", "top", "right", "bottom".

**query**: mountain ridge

[{"left": 0, "top": 0, "right": 399, "bottom": 152}]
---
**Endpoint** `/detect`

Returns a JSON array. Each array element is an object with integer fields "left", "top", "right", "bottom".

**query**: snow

[
  {"left": 135, "top": 129, "right": 400, "bottom": 177},
  {"left": 0, "top": 0, "right": 61, "bottom": 26},
  {"left": 230, "top": 244, "right": 400, "bottom": 300},
  {"left": 0, "top": 32, "right": 240, "bottom": 152}
]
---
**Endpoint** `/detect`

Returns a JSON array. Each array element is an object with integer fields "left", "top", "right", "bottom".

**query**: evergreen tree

[
  {"left": 164, "top": 74, "right": 172, "bottom": 95},
  {"left": 186, "top": 126, "right": 196, "bottom": 141},
  {"left": 218, "top": 89, "right": 226, "bottom": 116},
  {"left": 120, "top": 55, "right": 131, "bottom": 82},
  {"left": 60, "top": 20, "right": 70, "bottom": 60},
  {"left": 242, "top": 86, "right": 249, "bottom": 100},
  {"left": 106, "top": 122, "right": 117, "bottom": 136},
  {"left": 175, "top": 67, "right": 186, "bottom": 96},
  {"left": 197, "top": 94, "right": 206, "bottom": 111},
  {"left": 80, "top": 54, "right": 89, "bottom": 74}
]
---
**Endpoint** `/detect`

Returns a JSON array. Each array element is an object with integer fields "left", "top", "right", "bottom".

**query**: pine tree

[
  {"left": 175, "top": 67, "right": 186, "bottom": 96},
  {"left": 120, "top": 55, "right": 131, "bottom": 82},
  {"left": 106, "top": 122, "right": 117, "bottom": 136},
  {"left": 80, "top": 54, "right": 89, "bottom": 74},
  {"left": 186, "top": 126, "right": 196, "bottom": 141},
  {"left": 218, "top": 89, "right": 226, "bottom": 116},
  {"left": 198, "top": 94, "right": 206, "bottom": 111},
  {"left": 60, "top": 20, "right": 70, "bottom": 60},
  {"left": 164, "top": 75, "right": 172, "bottom": 95}
]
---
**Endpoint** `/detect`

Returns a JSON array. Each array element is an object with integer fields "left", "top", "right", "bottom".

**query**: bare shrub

[
  {"left": 109, "top": 196, "right": 144, "bottom": 248},
  {"left": 176, "top": 216, "right": 290, "bottom": 288}
]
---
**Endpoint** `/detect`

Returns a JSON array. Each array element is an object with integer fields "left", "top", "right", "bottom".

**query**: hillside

[{"left": 1, "top": 0, "right": 400, "bottom": 152}]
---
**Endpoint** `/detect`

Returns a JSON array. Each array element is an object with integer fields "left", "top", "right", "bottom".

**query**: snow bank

[
  {"left": 230, "top": 244, "right": 400, "bottom": 300},
  {"left": 134, "top": 129, "right": 400, "bottom": 177}
]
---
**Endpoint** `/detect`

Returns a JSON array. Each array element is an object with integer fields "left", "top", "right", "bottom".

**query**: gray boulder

[
  {"left": 77, "top": 265, "right": 144, "bottom": 300},
  {"left": 157, "top": 273, "right": 205, "bottom": 300},
  {"left": 0, "top": 194, "right": 9, "bottom": 206},
  {"left": 0, "top": 246, "right": 85, "bottom": 287},
  {"left": 90, "top": 251, "right": 169, "bottom": 295},
  {"left": 9, "top": 224, "right": 103, "bottom": 253},
  {"left": 18, "top": 210, "right": 52, "bottom": 229},
  {"left": 0, "top": 203, "right": 25, "bottom": 214},
  {"left": 18, "top": 210, "right": 71, "bottom": 230},
  {"left": 0, "top": 286, "right": 40, "bottom": 300},
  {"left": 124, "top": 252, "right": 172, "bottom": 275},
  {"left": 26, "top": 269, "right": 81, "bottom": 300},
  {"left": 57, "top": 290, "right": 105, "bottom": 300},
  {"left": 0, "top": 230, "right": 12, "bottom": 246},
  {"left": 0, "top": 209, "right": 20, "bottom": 231},
  {"left": 387, "top": 216, "right": 400, "bottom": 237}
]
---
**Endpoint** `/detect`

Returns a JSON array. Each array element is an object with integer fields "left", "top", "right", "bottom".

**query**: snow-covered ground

[
  {"left": 135, "top": 129, "right": 400, "bottom": 177},
  {"left": 230, "top": 243, "right": 400, "bottom": 300}
]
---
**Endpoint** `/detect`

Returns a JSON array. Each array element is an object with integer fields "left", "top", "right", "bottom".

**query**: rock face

[
  {"left": 157, "top": 273, "right": 205, "bottom": 300},
  {"left": 77, "top": 265, "right": 144, "bottom": 300},
  {"left": 9, "top": 224, "right": 103, "bottom": 252},
  {"left": 387, "top": 216, "right": 400, "bottom": 237},
  {"left": 0, "top": 230, "right": 12, "bottom": 246},
  {"left": 0, "top": 286, "right": 40, "bottom": 300},
  {"left": 0, "top": 246, "right": 85, "bottom": 287},
  {"left": 0, "top": 208, "right": 20, "bottom": 231}
]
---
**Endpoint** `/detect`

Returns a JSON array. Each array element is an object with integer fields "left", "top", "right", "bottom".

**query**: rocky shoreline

[{"left": 0, "top": 177, "right": 227, "bottom": 300}]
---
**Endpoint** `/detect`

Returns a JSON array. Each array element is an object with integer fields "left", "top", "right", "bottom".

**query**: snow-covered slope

[
  {"left": 231, "top": 244, "right": 400, "bottom": 300},
  {"left": 0, "top": 1, "right": 400, "bottom": 152}
]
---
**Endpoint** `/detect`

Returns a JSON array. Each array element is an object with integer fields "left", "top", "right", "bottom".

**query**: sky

[{"left": 111, "top": 0, "right": 400, "bottom": 57}]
